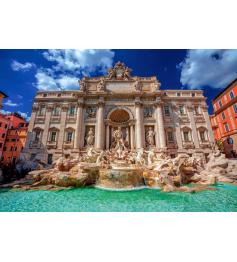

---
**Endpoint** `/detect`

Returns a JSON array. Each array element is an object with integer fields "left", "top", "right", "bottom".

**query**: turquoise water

[{"left": 0, "top": 183, "right": 237, "bottom": 212}]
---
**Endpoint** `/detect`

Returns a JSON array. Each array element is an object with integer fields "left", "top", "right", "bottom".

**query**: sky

[{"left": 1, "top": 49, "right": 237, "bottom": 120}]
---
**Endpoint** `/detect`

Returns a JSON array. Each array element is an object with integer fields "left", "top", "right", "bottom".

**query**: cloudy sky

[{"left": 0, "top": 49, "right": 237, "bottom": 120}]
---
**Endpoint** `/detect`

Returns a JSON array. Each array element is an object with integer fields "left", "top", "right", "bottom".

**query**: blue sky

[{"left": 1, "top": 49, "right": 237, "bottom": 120}]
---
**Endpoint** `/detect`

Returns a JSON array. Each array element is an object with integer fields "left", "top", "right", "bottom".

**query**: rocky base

[{"left": 1, "top": 149, "right": 237, "bottom": 193}]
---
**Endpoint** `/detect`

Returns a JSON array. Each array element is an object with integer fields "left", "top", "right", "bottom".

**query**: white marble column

[
  {"left": 155, "top": 98, "right": 166, "bottom": 149},
  {"left": 187, "top": 105, "right": 200, "bottom": 149},
  {"left": 202, "top": 105, "right": 214, "bottom": 143},
  {"left": 41, "top": 104, "right": 53, "bottom": 146},
  {"left": 135, "top": 99, "right": 145, "bottom": 149},
  {"left": 74, "top": 100, "right": 84, "bottom": 149},
  {"left": 95, "top": 98, "right": 105, "bottom": 150},
  {"left": 106, "top": 124, "right": 110, "bottom": 150},
  {"left": 130, "top": 125, "right": 135, "bottom": 150},
  {"left": 57, "top": 104, "right": 68, "bottom": 150},
  {"left": 171, "top": 104, "right": 183, "bottom": 150}
]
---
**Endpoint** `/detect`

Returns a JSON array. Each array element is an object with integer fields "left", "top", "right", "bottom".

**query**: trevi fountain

[{"left": 1, "top": 127, "right": 237, "bottom": 211}]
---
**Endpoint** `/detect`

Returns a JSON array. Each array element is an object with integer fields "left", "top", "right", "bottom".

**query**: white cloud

[
  {"left": 11, "top": 60, "right": 35, "bottom": 72},
  {"left": 0, "top": 109, "right": 11, "bottom": 115},
  {"left": 17, "top": 111, "right": 30, "bottom": 121},
  {"left": 179, "top": 49, "right": 237, "bottom": 89},
  {"left": 43, "top": 49, "right": 115, "bottom": 74},
  {"left": 4, "top": 99, "right": 22, "bottom": 107},
  {"left": 35, "top": 71, "right": 79, "bottom": 90},
  {"left": 35, "top": 49, "right": 115, "bottom": 91}
]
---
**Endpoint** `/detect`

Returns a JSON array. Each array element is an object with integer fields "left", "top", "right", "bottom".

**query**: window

[
  {"left": 3, "top": 146, "right": 6, "bottom": 151},
  {"left": 230, "top": 91, "right": 235, "bottom": 100},
  {"left": 2, "top": 133, "right": 5, "bottom": 138},
  {"left": 48, "top": 154, "right": 53, "bottom": 165},
  {"left": 218, "top": 100, "right": 222, "bottom": 108},
  {"left": 0, "top": 122, "right": 1, "bottom": 127},
  {"left": 224, "top": 123, "right": 229, "bottom": 132},
  {"left": 66, "top": 131, "right": 73, "bottom": 142},
  {"left": 15, "top": 147, "right": 17, "bottom": 151},
  {"left": 164, "top": 105, "right": 170, "bottom": 116},
  {"left": 194, "top": 106, "right": 199, "bottom": 115},
  {"left": 167, "top": 131, "right": 174, "bottom": 142},
  {"left": 192, "top": 93, "right": 195, "bottom": 97},
  {"left": 233, "top": 104, "right": 237, "bottom": 113},
  {"left": 222, "top": 112, "right": 226, "bottom": 120},
  {"left": 0, "top": 143, "right": 2, "bottom": 148},
  {"left": 38, "top": 105, "right": 46, "bottom": 116},
  {"left": 34, "top": 130, "right": 41, "bottom": 142},
  {"left": 69, "top": 106, "right": 76, "bottom": 116},
  {"left": 5, "top": 124, "right": 8, "bottom": 129},
  {"left": 30, "top": 153, "right": 36, "bottom": 161},
  {"left": 50, "top": 131, "right": 57, "bottom": 142},
  {"left": 183, "top": 131, "right": 190, "bottom": 142},
  {"left": 200, "top": 131, "right": 206, "bottom": 142},
  {"left": 179, "top": 105, "right": 185, "bottom": 115},
  {"left": 177, "top": 92, "right": 181, "bottom": 96},
  {"left": 43, "top": 93, "right": 47, "bottom": 97},
  {"left": 52, "top": 106, "right": 60, "bottom": 116},
  {"left": 12, "top": 138, "right": 16, "bottom": 142}
]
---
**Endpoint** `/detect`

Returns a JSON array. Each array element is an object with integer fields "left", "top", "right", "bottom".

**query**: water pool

[{"left": 0, "top": 183, "right": 237, "bottom": 212}]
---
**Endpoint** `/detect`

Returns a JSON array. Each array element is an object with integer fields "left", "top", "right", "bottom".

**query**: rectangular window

[
  {"left": 0, "top": 143, "right": 2, "bottom": 148},
  {"left": 164, "top": 105, "right": 170, "bottom": 116},
  {"left": 48, "top": 154, "right": 53, "bottom": 165},
  {"left": 179, "top": 105, "right": 185, "bottom": 115},
  {"left": 224, "top": 123, "right": 229, "bottom": 132},
  {"left": 35, "top": 131, "right": 41, "bottom": 142},
  {"left": 66, "top": 132, "right": 73, "bottom": 142},
  {"left": 38, "top": 105, "right": 46, "bottom": 116},
  {"left": 167, "top": 131, "right": 174, "bottom": 142},
  {"left": 69, "top": 106, "right": 76, "bottom": 116},
  {"left": 230, "top": 91, "right": 235, "bottom": 100},
  {"left": 222, "top": 112, "right": 226, "bottom": 120},
  {"left": 233, "top": 104, "right": 237, "bottom": 113},
  {"left": 53, "top": 106, "right": 60, "bottom": 116},
  {"left": 50, "top": 131, "right": 57, "bottom": 142},
  {"left": 183, "top": 131, "right": 190, "bottom": 142},
  {"left": 194, "top": 106, "right": 199, "bottom": 115},
  {"left": 219, "top": 100, "right": 222, "bottom": 108},
  {"left": 177, "top": 92, "right": 181, "bottom": 97}
]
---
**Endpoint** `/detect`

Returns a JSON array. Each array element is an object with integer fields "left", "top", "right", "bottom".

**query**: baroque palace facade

[{"left": 23, "top": 62, "right": 214, "bottom": 164}]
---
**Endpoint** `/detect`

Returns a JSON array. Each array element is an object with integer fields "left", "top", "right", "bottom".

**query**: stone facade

[{"left": 22, "top": 62, "right": 214, "bottom": 164}]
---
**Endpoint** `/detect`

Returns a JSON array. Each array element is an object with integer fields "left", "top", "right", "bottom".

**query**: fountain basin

[{"left": 96, "top": 166, "right": 145, "bottom": 189}]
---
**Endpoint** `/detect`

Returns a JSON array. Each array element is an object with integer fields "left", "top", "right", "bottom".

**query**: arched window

[
  {"left": 181, "top": 126, "right": 192, "bottom": 142},
  {"left": 197, "top": 126, "right": 208, "bottom": 142}
]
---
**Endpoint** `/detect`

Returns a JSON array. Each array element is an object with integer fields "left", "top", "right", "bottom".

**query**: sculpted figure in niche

[
  {"left": 146, "top": 127, "right": 155, "bottom": 146},
  {"left": 86, "top": 128, "right": 95, "bottom": 146}
]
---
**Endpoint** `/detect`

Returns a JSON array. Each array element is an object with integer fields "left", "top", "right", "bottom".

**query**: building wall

[
  {"left": 211, "top": 78, "right": 237, "bottom": 157},
  {"left": 0, "top": 114, "right": 10, "bottom": 158}
]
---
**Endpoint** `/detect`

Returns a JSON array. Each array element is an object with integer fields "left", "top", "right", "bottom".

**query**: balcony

[
  {"left": 178, "top": 115, "right": 190, "bottom": 123},
  {"left": 199, "top": 141, "right": 211, "bottom": 149},
  {"left": 35, "top": 116, "right": 45, "bottom": 123},
  {"left": 182, "top": 141, "right": 195, "bottom": 149},
  {"left": 50, "top": 116, "right": 61, "bottom": 123},
  {"left": 63, "top": 141, "right": 74, "bottom": 149},
  {"left": 29, "top": 141, "right": 41, "bottom": 149},
  {"left": 47, "top": 140, "right": 57, "bottom": 149},
  {"left": 194, "top": 115, "right": 205, "bottom": 123},
  {"left": 67, "top": 115, "right": 77, "bottom": 123}
]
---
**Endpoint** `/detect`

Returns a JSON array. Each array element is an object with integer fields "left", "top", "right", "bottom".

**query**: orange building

[
  {"left": 211, "top": 78, "right": 237, "bottom": 157},
  {"left": 0, "top": 91, "right": 9, "bottom": 158},
  {"left": 2, "top": 113, "right": 28, "bottom": 165}
]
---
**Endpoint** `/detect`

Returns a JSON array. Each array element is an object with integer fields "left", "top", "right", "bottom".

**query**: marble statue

[
  {"left": 146, "top": 149, "right": 156, "bottom": 165},
  {"left": 97, "top": 78, "right": 105, "bottom": 91},
  {"left": 113, "top": 127, "right": 126, "bottom": 150},
  {"left": 146, "top": 127, "right": 155, "bottom": 146},
  {"left": 135, "top": 149, "right": 145, "bottom": 165},
  {"left": 86, "top": 128, "right": 95, "bottom": 146}
]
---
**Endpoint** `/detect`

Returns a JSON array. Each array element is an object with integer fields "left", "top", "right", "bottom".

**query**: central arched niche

[{"left": 109, "top": 109, "right": 130, "bottom": 123}]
